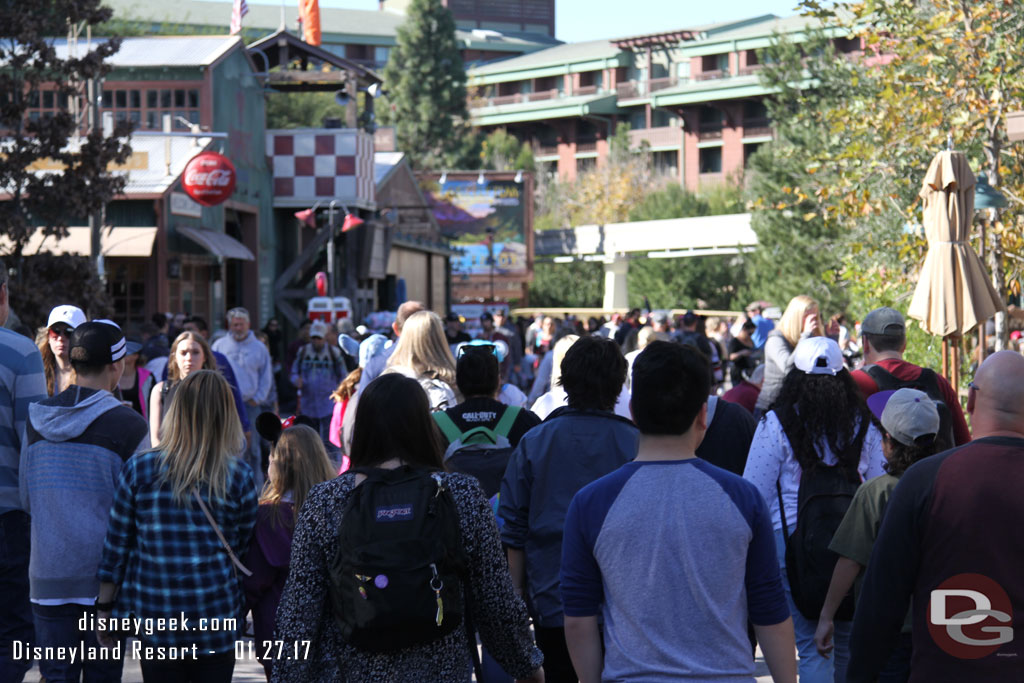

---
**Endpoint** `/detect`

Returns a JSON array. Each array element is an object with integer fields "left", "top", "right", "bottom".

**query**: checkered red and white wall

[{"left": 267, "top": 128, "right": 375, "bottom": 208}]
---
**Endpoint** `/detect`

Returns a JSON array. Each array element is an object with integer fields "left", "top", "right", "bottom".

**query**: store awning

[
  {"left": 15, "top": 226, "right": 157, "bottom": 257},
  {"left": 176, "top": 226, "right": 254, "bottom": 261}
]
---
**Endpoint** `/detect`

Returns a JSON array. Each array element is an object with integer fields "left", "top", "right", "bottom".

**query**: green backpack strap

[
  {"left": 493, "top": 405, "right": 521, "bottom": 439},
  {"left": 432, "top": 411, "right": 464, "bottom": 444}
]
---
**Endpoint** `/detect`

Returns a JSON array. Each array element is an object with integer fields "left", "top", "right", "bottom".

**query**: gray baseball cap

[
  {"left": 867, "top": 388, "right": 940, "bottom": 447},
  {"left": 862, "top": 307, "right": 905, "bottom": 336}
]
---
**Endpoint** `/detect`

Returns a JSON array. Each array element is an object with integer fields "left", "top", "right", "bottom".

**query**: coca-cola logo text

[{"left": 182, "top": 152, "right": 237, "bottom": 206}]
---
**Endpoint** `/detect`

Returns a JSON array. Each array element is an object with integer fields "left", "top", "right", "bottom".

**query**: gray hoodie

[{"left": 19, "top": 386, "right": 149, "bottom": 601}]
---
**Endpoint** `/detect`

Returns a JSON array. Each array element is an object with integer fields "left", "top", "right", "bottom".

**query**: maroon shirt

[
  {"left": 848, "top": 437, "right": 1024, "bottom": 682},
  {"left": 852, "top": 358, "right": 971, "bottom": 446},
  {"left": 721, "top": 380, "right": 760, "bottom": 414}
]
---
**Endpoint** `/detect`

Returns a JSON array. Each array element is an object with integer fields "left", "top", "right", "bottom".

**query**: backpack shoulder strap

[
  {"left": 432, "top": 411, "right": 464, "bottom": 444},
  {"left": 493, "top": 405, "right": 521, "bottom": 439},
  {"left": 863, "top": 363, "right": 896, "bottom": 388}
]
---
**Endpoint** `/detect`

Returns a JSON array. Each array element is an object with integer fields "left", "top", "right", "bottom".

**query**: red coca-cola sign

[{"left": 181, "top": 152, "right": 237, "bottom": 206}]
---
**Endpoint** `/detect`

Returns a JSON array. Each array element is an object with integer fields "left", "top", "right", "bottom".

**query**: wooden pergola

[{"left": 246, "top": 29, "right": 383, "bottom": 128}]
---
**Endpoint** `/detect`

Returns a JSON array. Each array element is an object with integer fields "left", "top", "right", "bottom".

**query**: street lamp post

[{"left": 485, "top": 226, "right": 495, "bottom": 302}]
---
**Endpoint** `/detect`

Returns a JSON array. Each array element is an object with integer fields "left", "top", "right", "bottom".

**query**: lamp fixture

[{"left": 477, "top": 171, "right": 486, "bottom": 185}]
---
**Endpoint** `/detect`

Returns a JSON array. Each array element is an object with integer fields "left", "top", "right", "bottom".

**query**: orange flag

[{"left": 298, "top": 0, "right": 321, "bottom": 46}]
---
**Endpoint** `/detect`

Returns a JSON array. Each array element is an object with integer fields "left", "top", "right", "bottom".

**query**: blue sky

[{"left": 245, "top": 0, "right": 804, "bottom": 42}]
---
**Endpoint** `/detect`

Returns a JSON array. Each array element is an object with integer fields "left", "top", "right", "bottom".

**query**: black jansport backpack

[
  {"left": 863, "top": 364, "right": 954, "bottom": 451},
  {"left": 329, "top": 467, "right": 468, "bottom": 652},
  {"left": 778, "top": 463, "right": 860, "bottom": 621},
  {"left": 432, "top": 406, "right": 520, "bottom": 500}
]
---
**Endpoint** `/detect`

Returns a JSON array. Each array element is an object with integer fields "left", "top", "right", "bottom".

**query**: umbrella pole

[{"left": 942, "top": 336, "right": 949, "bottom": 382}]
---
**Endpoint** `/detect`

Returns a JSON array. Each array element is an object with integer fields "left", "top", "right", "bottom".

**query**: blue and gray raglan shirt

[
  {"left": 0, "top": 328, "right": 46, "bottom": 516},
  {"left": 561, "top": 458, "right": 789, "bottom": 682}
]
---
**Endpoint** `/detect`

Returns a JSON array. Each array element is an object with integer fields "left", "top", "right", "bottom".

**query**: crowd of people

[{"left": 2, "top": 265, "right": 1023, "bottom": 683}]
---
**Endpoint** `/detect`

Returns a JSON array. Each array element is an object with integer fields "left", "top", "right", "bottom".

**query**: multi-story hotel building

[{"left": 468, "top": 13, "right": 859, "bottom": 187}]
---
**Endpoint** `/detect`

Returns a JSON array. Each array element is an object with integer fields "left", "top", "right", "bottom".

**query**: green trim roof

[
  {"left": 104, "top": 0, "right": 559, "bottom": 53},
  {"left": 471, "top": 93, "right": 620, "bottom": 126},
  {"left": 470, "top": 39, "right": 623, "bottom": 78}
]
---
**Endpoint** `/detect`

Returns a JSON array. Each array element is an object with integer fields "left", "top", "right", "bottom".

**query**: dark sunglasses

[
  {"left": 48, "top": 326, "right": 72, "bottom": 339},
  {"left": 458, "top": 343, "right": 498, "bottom": 358}
]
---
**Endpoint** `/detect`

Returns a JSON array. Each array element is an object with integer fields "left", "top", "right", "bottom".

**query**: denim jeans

[
  {"left": 774, "top": 529, "right": 851, "bottom": 683},
  {"left": 138, "top": 649, "right": 234, "bottom": 683},
  {"left": 32, "top": 603, "right": 123, "bottom": 682},
  {"left": 0, "top": 510, "right": 34, "bottom": 683}
]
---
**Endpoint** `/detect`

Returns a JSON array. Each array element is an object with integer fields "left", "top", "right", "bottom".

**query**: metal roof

[
  {"left": 102, "top": 0, "right": 558, "bottom": 51},
  {"left": 48, "top": 35, "right": 241, "bottom": 68},
  {"left": 471, "top": 39, "right": 621, "bottom": 76},
  {"left": 118, "top": 134, "right": 215, "bottom": 195},
  {"left": 374, "top": 152, "right": 405, "bottom": 187}
]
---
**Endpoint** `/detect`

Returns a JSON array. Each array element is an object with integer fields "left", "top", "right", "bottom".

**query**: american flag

[{"left": 230, "top": 0, "right": 249, "bottom": 35}]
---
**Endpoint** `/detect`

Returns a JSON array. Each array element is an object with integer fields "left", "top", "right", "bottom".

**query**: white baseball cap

[
  {"left": 792, "top": 336, "right": 844, "bottom": 375},
  {"left": 309, "top": 320, "right": 329, "bottom": 339},
  {"left": 47, "top": 305, "right": 87, "bottom": 330}
]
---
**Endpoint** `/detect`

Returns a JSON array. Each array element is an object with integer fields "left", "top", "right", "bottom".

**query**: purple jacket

[{"left": 243, "top": 502, "right": 295, "bottom": 673}]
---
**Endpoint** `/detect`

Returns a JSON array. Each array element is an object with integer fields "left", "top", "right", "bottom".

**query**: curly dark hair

[
  {"left": 883, "top": 435, "right": 938, "bottom": 477},
  {"left": 771, "top": 368, "right": 872, "bottom": 476}
]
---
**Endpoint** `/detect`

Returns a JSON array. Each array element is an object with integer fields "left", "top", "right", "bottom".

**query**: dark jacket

[{"left": 499, "top": 407, "right": 639, "bottom": 627}]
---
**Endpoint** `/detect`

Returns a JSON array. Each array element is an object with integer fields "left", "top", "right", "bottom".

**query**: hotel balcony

[{"left": 629, "top": 126, "right": 683, "bottom": 149}]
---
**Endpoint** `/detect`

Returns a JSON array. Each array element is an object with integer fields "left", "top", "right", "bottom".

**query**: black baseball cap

[{"left": 70, "top": 320, "right": 127, "bottom": 367}]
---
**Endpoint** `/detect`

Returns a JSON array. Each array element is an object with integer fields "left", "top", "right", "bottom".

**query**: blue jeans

[
  {"left": 774, "top": 529, "right": 850, "bottom": 683},
  {"left": 32, "top": 603, "right": 123, "bottom": 682},
  {"left": 0, "top": 510, "right": 33, "bottom": 683}
]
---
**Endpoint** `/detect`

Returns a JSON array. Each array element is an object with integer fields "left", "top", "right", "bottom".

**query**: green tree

[
  {"left": 380, "top": 0, "right": 470, "bottom": 169},
  {"left": 528, "top": 261, "right": 603, "bottom": 308},
  {"left": 0, "top": 1, "right": 132, "bottom": 313},
  {"left": 265, "top": 91, "right": 347, "bottom": 129},
  {"left": 795, "top": 0, "right": 1024, "bottom": 350},
  {"left": 480, "top": 128, "right": 535, "bottom": 171},
  {"left": 743, "top": 28, "right": 866, "bottom": 312}
]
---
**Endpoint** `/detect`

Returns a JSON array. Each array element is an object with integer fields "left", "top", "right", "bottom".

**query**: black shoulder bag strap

[
  {"left": 776, "top": 480, "right": 790, "bottom": 543},
  {"left": 463, "top": 579, "right": 485, "bottom": 683}
]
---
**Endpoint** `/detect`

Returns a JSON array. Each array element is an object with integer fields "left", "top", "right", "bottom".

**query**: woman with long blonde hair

[
  {"left": 149, "top": 331, "right": 217, "bottom": 446},
  {"left": 96, "top": 370, "right": 257, "bottom": 682},
  {"left": 756, "top": 294, "right": 823, "bottom": 416},
  {"left": 384, "top": 310, "right": 458, "bottom": 410},
  {"left": 244, "top": 424, "right": 335, "bottom": 680}
]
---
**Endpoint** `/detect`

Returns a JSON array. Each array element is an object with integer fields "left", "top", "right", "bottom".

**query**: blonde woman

[
  {"left": 244, "top": 424, "right": 335, "bottom": 680},
  {"left": 384, "top": 310, "right": 458, "bottom": 410},
  {"left": 755, "top": 294, "right": 824, "bottom": 415},
  {"left": 149, "top": 331, "right": 217, "bottom": 446},
  {"left": 96, "top": 370, "right": 257, "bottom": 682}
]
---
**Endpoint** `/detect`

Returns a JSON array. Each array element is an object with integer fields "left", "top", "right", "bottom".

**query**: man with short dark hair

[
  {"left": 437, "top": 345, "right": 540, "bottom": 450},
  {"left": 20, "top": 320, "right": 149, "bottom": 682},
  {"left": 673, "top": 310, "right": 715, "bottom": 360},
  {"left": 562, "top": 341, "right": 795, "bottom": 681},
  {"left": 500, "top": 335, "right": 639, "bottom": 682},
  {"left": 852, "top": 306, "right": 969, "bottom": 447},
  {"left": 848, "top": 351, "right": 1024, "bottom": 682},
  {"left": 0, "top": 263, "right": 46, "bottom": 683}
]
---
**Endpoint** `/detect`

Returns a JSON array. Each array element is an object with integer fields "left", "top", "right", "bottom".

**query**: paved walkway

[{"left": 26, "top": 638, "right": 779, "bottom": 681}]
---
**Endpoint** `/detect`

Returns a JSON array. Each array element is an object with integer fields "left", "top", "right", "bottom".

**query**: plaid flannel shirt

[{"left": 97, "top": 450, "right": 257, "bottom": 653}]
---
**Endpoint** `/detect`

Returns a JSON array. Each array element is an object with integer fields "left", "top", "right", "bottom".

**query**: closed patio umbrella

[{"left": 908, "top": 150, "right": 1004, "bottom": 381}]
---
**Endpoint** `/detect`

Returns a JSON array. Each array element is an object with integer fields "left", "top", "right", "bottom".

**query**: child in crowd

[{"left": 244, "top": 423, "right": 336, "bottom": 680}]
